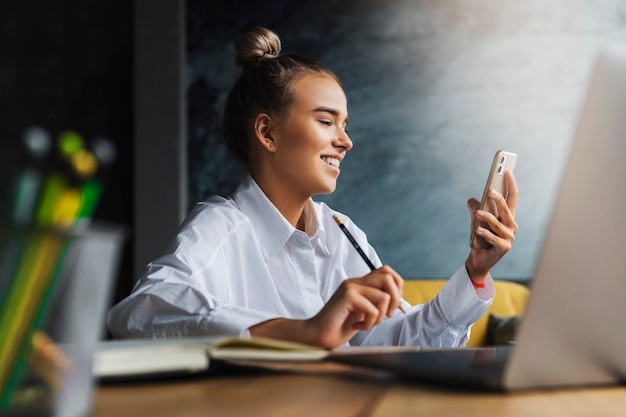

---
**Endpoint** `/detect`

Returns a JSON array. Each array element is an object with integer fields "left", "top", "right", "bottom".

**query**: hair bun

[{"left": 235, "top": 26, "right": 282, "bottom": 70}]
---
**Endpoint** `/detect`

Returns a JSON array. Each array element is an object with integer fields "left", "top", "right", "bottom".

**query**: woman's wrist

[
  {"left": 465, "top": 258, "right": 489, "bottom": 284},
  {"left": 249, "top": 317, "right": 319, "bottom": 346}
]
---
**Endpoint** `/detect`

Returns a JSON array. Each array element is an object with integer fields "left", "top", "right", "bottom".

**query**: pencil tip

[{"left": 333, "top": 215, "right": 343, "bottom": 226}]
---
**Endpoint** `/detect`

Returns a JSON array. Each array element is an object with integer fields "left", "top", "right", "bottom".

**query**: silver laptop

[{"left": 331, "top": 43, "right": 626, "bottom": 391}]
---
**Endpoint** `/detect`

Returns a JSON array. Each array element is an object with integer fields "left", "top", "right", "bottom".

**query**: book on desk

[
  {"left": 93, "top": 336, "right": 422, "bottom": 382},
  {"left": 94, "top": 336, "right": 329, "bottom": 381}
]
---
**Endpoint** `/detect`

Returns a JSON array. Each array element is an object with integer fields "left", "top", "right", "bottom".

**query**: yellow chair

[{"left": 402, "top": 279, "right": 530, "bottom": 347}]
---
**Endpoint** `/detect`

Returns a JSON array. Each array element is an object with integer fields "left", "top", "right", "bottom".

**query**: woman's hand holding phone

[{"left": 466, "top": 151, "right": 519, "bottom": 283}]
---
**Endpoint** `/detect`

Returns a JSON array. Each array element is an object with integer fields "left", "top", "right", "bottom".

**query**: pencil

[{"left": 333, "top": 215, "right": 406, "bottom": 314}]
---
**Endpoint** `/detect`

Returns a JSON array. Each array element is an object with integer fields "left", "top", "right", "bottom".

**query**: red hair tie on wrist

[{"left": 471, "top": 279, "right": 486, "bottom": 289}]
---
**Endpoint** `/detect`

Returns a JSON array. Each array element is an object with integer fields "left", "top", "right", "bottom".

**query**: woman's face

[{"left": 270, "top": 74, "right": 353, "bottom": 198}]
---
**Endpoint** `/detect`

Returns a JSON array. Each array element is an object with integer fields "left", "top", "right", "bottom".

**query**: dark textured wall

[
  {"left": 0, "top": 1, "right": 134, "bottom": 299},
  {"left": 0, "top": 2, "right": 133, "bottom": 222},
  {"left": 187, "top": 0, "right": 626, "bottom": 280}
]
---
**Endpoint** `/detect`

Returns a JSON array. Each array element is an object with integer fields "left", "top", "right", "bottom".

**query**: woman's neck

[{"left": 252, "top": 173, "right": 309, "bottom": 231}]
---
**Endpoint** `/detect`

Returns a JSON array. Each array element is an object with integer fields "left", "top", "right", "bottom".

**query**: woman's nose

[{"left": 337, "top": 129, "right": 353, "bottom": 151}]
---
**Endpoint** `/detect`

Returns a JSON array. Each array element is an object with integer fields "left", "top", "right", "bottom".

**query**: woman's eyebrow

[
  {"left": 312, "top": 106, "right": 349, "bottom": 123},
  {"left": 312, "top": 106, "right": 338, "bottom": 115}
]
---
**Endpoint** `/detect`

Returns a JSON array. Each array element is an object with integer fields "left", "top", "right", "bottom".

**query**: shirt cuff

[
  {"left": 435, "top": 265, "right": 494, "bottom": 326},
  {"left": 207, "top": 304, "right": 280, "bottom": 337}
]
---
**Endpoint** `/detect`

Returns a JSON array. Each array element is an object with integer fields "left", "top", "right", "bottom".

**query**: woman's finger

[
  {"left": 489, "top": 187, "right": 519, "bottom": 235},
  {"left": 342, "top": 281, "right": 391, "bottom": 327},
  {"left": 359, "top": 266, "right": 403, "bottom": 316},
  {"left": 504, "top": 169, "right": 519, "bottom": 216}
]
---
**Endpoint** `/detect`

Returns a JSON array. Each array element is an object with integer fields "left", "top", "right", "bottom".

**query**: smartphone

[{"left": 470, "top": 150, "right": 518, "bottom": 249}]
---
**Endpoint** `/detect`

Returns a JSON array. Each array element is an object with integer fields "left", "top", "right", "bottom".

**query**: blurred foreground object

[{"left": 1, "top": 125, "right": 124, "bottom": 416}]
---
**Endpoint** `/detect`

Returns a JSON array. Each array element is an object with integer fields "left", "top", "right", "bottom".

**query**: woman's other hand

[
  {"left": 465, "top": 169, "right": 519, "bottom": 283},
  {"left": 249, "top": 265, "right": 404, "bottom": 349}
]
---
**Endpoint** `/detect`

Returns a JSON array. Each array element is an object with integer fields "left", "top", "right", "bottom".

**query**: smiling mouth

[{"left": 321, "top": 156, "right": 340, "bottom": 168}]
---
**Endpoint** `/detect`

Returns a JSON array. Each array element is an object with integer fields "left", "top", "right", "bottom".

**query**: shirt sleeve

[
  {"left": 106, "top": 210, "right": 285, "bottom": 339},
  {"left": 106, "top": 279, "right": 279, "bottom": 339},
  {"left": 349, "top": 265, "right": 494, "bottom": 348}
]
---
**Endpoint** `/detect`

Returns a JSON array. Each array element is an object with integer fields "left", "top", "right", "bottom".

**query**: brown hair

[{"left": 222, "top": 27, "right": 339, "bottom": 166}]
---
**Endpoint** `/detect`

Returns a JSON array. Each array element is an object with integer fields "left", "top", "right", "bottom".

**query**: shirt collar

[
  {"left": 310, "top": 200, "right": 331, "bottom": 257},
  {"left": 232, "top": 175, "right": 328, "bottom": 260}
]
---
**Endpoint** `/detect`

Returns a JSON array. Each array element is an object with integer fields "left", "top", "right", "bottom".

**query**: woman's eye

[{"left": 319, "top": 120, "right": 332, "bottom": 126}]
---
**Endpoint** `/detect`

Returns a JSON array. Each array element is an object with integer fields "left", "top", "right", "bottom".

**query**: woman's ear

[{"left": 253, "top": 113, "right": 276, "bottom": 153}]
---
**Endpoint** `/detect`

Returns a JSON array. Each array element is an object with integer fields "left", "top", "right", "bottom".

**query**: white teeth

[{"left": 321, "top": 156, "right": 340, "bottom": 168}]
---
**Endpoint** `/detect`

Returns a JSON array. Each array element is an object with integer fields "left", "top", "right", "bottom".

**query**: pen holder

[{"left": 0, "top": 223, "right": 125, "bottom": 416}]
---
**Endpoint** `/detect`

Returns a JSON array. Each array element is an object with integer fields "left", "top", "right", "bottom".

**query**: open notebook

[
  {"left": 93, "top": 336, "right": 329, "bottom": 381},
  {"left": 330, "top": 44, "right": 626, "bottom": 391}
]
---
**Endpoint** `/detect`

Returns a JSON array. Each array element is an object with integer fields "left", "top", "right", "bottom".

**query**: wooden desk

[{"left": 91, "top": 363, "right": 626, "bottom": 417}]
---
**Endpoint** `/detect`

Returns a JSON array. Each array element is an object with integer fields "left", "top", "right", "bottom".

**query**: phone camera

[{"left": 497, "top": 155, "right": 507, "bottom": 175}]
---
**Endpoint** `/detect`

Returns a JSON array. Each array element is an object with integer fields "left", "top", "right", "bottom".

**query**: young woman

[{"left": 107, "top": 27, "right": 519, "bottom": 349}]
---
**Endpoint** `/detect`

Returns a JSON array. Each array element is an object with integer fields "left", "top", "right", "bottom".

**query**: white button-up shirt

[{"left": 107, "top": 175, "right": 494, "bottom": 347}]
